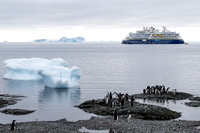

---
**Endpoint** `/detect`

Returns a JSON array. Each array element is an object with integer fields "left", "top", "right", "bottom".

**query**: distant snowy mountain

[{"left": 34, "top": 37, "right": 85, "bottom": 42}]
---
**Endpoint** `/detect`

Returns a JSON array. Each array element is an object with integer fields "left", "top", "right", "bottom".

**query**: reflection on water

[
  {"left": 137, "top": 98, "right": 200, "bottom": 121},
  {"left": 143, "top": 98, "right": 176, "bottom": 105},
  {"left": 4, "top": 80, "right": 81, "bottom": 107},
  {"left": 39, "top": 86, "right": 81, "bottom": 107},
  {"left": 3, "top": 80, "right": 43, "bottom": 96},
  {"left": 0, "top": 80, "right": 87, "bottom": 124}
]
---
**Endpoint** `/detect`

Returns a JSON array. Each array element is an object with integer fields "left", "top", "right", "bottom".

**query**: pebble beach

[{"left": 0, "top": 116, "right": 200, "bottom": 133}]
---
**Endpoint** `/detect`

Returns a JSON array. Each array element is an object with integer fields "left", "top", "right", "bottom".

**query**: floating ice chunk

[
  {"left": 39, "top": 66, "right": 81, "bottom": 88},
  {"left": 3, "top": 58, "right": 81, "bottom": 88},
  {"left": 3, "top": 58, "right": 67, "bottom": 80}
]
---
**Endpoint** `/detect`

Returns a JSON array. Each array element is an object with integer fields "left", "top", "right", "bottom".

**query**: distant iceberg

[
  {"left": 3, "top": 58, "right": 81, "bottom": 88},
  {"left": 33, "top": 39, "right": 49, "bottom": 42},
  {"left": 34, "top": 37, "right": 85, "bottom": 43}
]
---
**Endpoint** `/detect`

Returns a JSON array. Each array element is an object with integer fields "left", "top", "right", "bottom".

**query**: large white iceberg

[{"left": 3, "top": 58, "right": 81, "bottom": 88}]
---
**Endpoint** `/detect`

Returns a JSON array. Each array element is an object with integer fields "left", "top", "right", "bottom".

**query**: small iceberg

[{"left": 3, "top": 58, "right": 81, "bottom": 88}]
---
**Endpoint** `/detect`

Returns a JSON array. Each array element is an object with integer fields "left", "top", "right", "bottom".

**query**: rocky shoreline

[
  {"left": 1, "top": 89, "right": 200, "bottom": 132},
  {"left": 0, "top": 116, "right": 200, "bottom": 133}
]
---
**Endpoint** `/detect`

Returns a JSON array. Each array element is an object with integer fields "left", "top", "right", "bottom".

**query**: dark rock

[
  {"left": 132, "top": 91, "right": 192, "bottom": 100},
  {"left": 0, "top": 98, "right": 17, "bottom": 108},
  {"left": 189, "top": 96, "right": 200, "bottom": 101},
  {"left": 185, "top": 102, "right": 200, "bottom": 107},
  {"left": 0, "top": 94, "right": 24, "bottom": 109},
  {"left": 78, "top": 99, "right": 181, "bottom": 120},
  {"left": 0, "top": 109, "right": 35, "bottom": 115}
]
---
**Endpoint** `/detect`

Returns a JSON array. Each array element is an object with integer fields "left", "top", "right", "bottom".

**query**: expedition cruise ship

[{"left": 122, "top": 27, "right": 184, "bottom": 44}]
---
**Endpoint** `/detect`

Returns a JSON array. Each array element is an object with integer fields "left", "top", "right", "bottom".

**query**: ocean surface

[{"left": 0, "top": 42, "right": 200, "bottom": 124}]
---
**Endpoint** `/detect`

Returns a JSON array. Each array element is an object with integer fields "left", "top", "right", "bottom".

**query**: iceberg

[
  {"left": 34, "top": 36, "right": 85, "bottom": 43},
  {"left": 33, "top": 39, "right": 49, "bottom": 42},
  {"left": 59, "top": 37, "right": 85, "bottom": 42},
  {"left": 3, "top": 58, "right": 81, "bottom": 88}
]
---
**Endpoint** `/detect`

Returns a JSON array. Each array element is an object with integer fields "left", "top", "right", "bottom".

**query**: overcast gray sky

[{"left": 0, "top": 0, "right": 200, "bottom": 42}]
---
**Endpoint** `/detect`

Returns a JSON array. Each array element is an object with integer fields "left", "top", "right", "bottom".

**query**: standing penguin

[
  {"left": 106, "top": 97, "right": 109, "bottom": 104},
  {"left": 131, "top": 96, "right": 135, "bottom": 107},
  {"left": 114, "top": 110, "right": 118, "bottom": 120},
  {"left": 173, "top": 89, "right": 177, "bottom": 95},
  {"left": 11, "top": 120, "right": 17, "bottom": 131},
  {"left": 127, "top": 114, "right": 132, "bottom": 123},
  {"left": 146, "top": 86, "right": 150, "bottom": 94},
  {"left": 109, "top": 92, "right": 113, "bottom": 100},
  {"left": 166, "top": 87, "right": 170, "bottom": 93},
  {"left": 143, "top": 89, "right": 146, "bottom": 94},
  {"left": 121, "top": 98, "right": 124, "bottom": 108},
  {"left": 125, "top": 93, "right": 129, "bottom": 101},
  {"left": 109, "top": 127, "right": 115, "bottom": 133},
  {"left": 155, "top": 89, "right": 158, "bottom": 95}
]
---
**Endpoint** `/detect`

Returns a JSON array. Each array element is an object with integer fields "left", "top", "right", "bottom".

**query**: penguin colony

[
  {"left": 143, "top": 85, "right": 177, "bottom": 95},
  {"left": 104, "top": 92, "right": 135, "bottom": 122},
  {"left": 104, "top": 85, "right": 177, "bottom": 122}
]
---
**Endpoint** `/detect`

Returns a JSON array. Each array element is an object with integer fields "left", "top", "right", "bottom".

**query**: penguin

[
  {"left": 127, "top": 114, "right": 132, "bottom": 123},
  {"left": 114, "top": 110, "right": 118, "bottom": 120},
  {"left": 150, "top": 87, "right": 152, "bottom": 94},
  {"left": 158, "top": 85, "right": 162, "bottom": 91},
  {"left": 162, "top": 85, "right": 166, "bottom": 93},
  {"left": 106, "top": 97, "right": 109, "bottom": 104},
  {"left": 156, "top": 85, "right": 161, "bottom": 93},
  {"left": 114, "top": 92, "right": 119, "bottom": 99},
  {"left": 166, "top": 87, "right": 170, "bottom": 93},
  {"left": 143, "top": 89, "right": 146, "bottom": 94},
  {"left": 114, "top": 92, "right": 124, "bottom": 103},
  {"left": 155, "top": 89, "right": 158, "bottom": 95},
  {"left": 109, "top": 92, "right": 113, "bottom": 100},
  {"left": 109, "top": 127, "right": 115, "bottom": 133},
  {"left": 151, "top": 86, "right": 154, "bottom": 94},
  {"left": 130, "top": 96, "right": 135, "bottom": 107},
  {"left": 173, "top": 89, "right": 177, "bottom": 95},
  {"left": 146, "top": 86, "right": 150, "bottom": 94},
  {"left": 11, "top": 120, "right": 17, "bottom": 131},
  {"left": 143, "top": 98, "right": 146, "bottom": 103},
  {"left": 121, "top": 98, "right": 124, "bottom": 108},
  {"left": 119, "top": 93, "right": 124, "bottom": 101},
  {"left": 125, "top": 93, "right": 129, "bottom": 101},
  {"left": 161, "top": 86, "right": 164, "bottom": 94}
]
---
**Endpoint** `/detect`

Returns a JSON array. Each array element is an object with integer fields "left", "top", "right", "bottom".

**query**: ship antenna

[{"left": 163, "top": 26, "right": 166, "bottom": 32}]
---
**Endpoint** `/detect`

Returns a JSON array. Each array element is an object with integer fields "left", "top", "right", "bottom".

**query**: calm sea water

[{"left": 0, "top": 42, "right": 200, "bottom": 124}]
